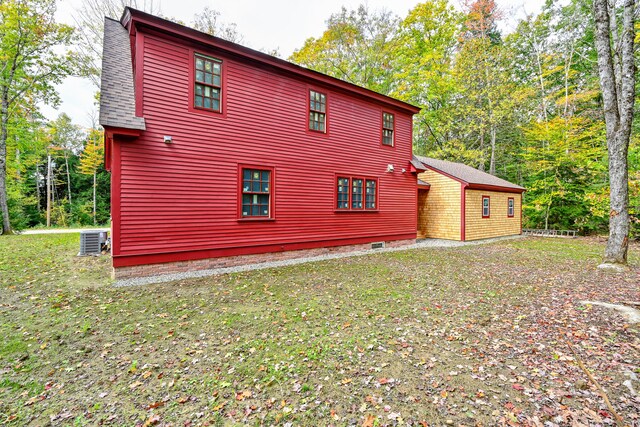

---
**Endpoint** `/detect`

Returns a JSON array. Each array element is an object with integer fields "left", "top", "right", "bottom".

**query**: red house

[{"left": 100, "top": 8, "right": 422, "bottom": 279}]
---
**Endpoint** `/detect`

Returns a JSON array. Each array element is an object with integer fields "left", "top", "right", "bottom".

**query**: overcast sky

[{"left": 42, "top": 0, "right": 546, "bottom": 128}]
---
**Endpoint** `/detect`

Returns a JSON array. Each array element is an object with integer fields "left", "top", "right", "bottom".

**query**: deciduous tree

[
  {"left": 392, "top": 0, "right": 461, "bottom": 156},
  {"left": 592, "top": 0, "right": 636, "bottom": 266},
  {"left": 290, "top": 5, "right": 400, "bottom": 95},
  {"left": 0, "top": 0, "right": 75, "bottom": 234},
  {"left": 192, "top": 7, "right": 244, "bottom": 43},
  {"left": 79, "top": 128, "right": 103, "bottom": 225},
  {"left": 74, "top": 0, "right": 160, "bottom": 87},
  {"left": 48, "top": 113, "right": 83, "bottom": 209}
]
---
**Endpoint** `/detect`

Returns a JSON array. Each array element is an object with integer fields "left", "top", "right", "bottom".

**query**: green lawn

[{"left": 0, "top": 234, "right": 638, "bottom": 426}]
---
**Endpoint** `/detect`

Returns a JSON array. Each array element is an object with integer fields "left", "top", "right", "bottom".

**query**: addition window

[
  {"left": 309, "top": 90, "right": 327, "bottom": 132},
  {"left": 336, "top": 176, "right": 377, "bottom": 211},
  {"left": 382, "top": 112, "right": 394, "bottom": 146},
  {"left": 508, "top": 197, "right": 515, "bottom": 218},
  {"left": 194, "top": 54, "right": 222, "bottom": 112},
  {"left": 241, "top": 169, "right": 271, "bottom": 218},
  {"left": 482, "top": 196, "right": 490, "bottom": 218}
]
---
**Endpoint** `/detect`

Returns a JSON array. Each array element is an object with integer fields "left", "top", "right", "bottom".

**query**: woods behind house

[
  {"left": 1, "top": 0, "right": 638, "bottom": 236},
  {"left": 290, "top": 0, "right": 640, "bottom": 237}
]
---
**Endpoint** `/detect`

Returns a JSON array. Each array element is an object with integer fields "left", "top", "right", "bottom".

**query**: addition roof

[
  {"left": 414, "top": 156, "right": 525, "bottom": 193},
  {"left": 99, "top": 17, "right": 146, "bottom": 131}
]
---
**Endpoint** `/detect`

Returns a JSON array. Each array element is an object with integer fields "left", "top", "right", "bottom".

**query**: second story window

[
  {"left": 309, "top": 90, "right": 326, "bottom": 132},
  {"left": 194, "top": 54, "right": 222, "bottom": 112},
  {"left": 382, "top": 112, "right": 394, "bottom": 146}
]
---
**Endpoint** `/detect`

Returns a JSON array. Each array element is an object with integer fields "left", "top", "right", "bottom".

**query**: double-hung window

[
  {"left": 194, "top": 54, "right": 222, "bottom": 112},
  {"left": 309, "top": 90, "right": 327, "bottom": 132},
  {"left": 351, "top": 179, "right": 363, "bottom": 209},
  {"left": 382, "top": 112, "right": 394, "bottom": 146},
  {"left": 337, "top": 177, "right": 377, "bottom": 211},
  {"left": 365, "top": 180, "right": 377, "bottom": 209},
  {"left": 241, "top": 169, "right": 271, "bottom": 218},
  {"left": 507, "top": 197, "right": 515, "bottom": 218},
  {"left": 482, "top": 196, "right": 490, "bottom": 218},
  {"left": 337, "top": 177, "right": 350, "bottom": 209}
]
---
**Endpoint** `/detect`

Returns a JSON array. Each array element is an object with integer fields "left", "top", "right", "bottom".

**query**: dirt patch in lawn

[{"left": 0, "top": 235, "right": 638, "bottom": 426}]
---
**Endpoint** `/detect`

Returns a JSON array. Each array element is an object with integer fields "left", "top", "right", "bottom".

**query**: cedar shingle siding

[
  {"left": 465, "top": 190, "right": 521, "bottom": 240},
  {"left": 413, "top": 156, "right": 524, "bottom": 241},
  {"left": 417, "top": 170, "right": 462, "bottom": 240}
]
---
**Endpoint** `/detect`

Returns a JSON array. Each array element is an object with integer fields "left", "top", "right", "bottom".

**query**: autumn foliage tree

[
  {"left": 290, "top": 5, "right": 400, "bottom": 95},
  {"left": 291, "top": 0, "right": 639, "bottom": 243},
  {"left": 392, "top": 0, "right": 461, "bottom": 157},
  {"left": 79, "top": 128, "right": 104, "bottom": 225},
  {"left": 460, "top": 0, "right": 502, "bottom": 43},
  {"left": 0, "top": 0, "right": 637, "bottom": 248}
]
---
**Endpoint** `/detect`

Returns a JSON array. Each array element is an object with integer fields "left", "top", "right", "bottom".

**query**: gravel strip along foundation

[{"left": 114, "top": 235, "right": 524, "bottom": 287}]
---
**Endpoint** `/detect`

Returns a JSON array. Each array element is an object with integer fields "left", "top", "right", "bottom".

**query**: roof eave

[
  {"left": 410, "top": 156, "right": 427, "bottom": 173},
  {"left": 103, "top": 125, "right": 145, "bottom": 138},
  {"left": 416, "top": 156, "right": 526, "bottom": 192},
  {"left": 410, "top": 163, "right": 425, "bottom": 173},
  {"left": 122, "top": 7, "right": 421, "bottom": 115},
  {"left": 99, "top": 118, "right": 146, "bottom": 132},
  {"left": 466, "top": 183, "right": 526, "bottom": 194}
]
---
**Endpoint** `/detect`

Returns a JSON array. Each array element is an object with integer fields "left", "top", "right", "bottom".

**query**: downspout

[
  {"left": 520, "top": 192, "right": 523, "bottom": 235},
  {"left": 110, "top": 133, "right": 121, "bottom": 258},
  {"left": 461, "top": 183, "right": 468, "bottom": 241}
]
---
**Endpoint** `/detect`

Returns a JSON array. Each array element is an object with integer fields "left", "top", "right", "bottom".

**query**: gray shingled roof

[
  {"left": 415, "top": 156, "right": 525, "bottom": 191},
  {"left": 411, "top": 156, "right": 426, "bottom": 172},
  {"left": 99, "top": 18, "right": 146, "bottom": 131}
]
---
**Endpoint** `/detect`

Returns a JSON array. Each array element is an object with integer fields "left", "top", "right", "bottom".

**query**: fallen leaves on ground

[{"left": 0, "top": 235, "right": 638, "bottom": 425}]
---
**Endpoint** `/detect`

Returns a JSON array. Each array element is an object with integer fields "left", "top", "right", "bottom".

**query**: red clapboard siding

[{"left": 111, "top": 25, "right": 418, "bottom": 266}]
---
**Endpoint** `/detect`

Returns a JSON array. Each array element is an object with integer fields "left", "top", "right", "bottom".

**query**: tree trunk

[
  {"left": 544, "top": 194, "right": 551, "bottom": 230},
  {"left": 64, "top": 150, "right": 72, "bottom": 207},
  {"left": 92, "top": 170, "right": 97, "bottom": 225},
  {"left": 608, "top": 3, "right": 623, "bottom": 98},
  {"left": 46, "top": 152, "right": 52, "bottom": 228},
  {"left": 563, "top": 43, "right": 575, "bottom": 117},
  {"left": 489, "top": 126, "right": 496, "bottom": 175},
  {"left": 0, "top": 155, "right": 10, "bottom": 234},
  {"left": 35, "top": 161, "right": 41, "bottom": 211},
  {"left": 478, "top": 129, "right": 485, "bottom": 171},
  {"left": 0, "top": 92, "right": 12, "bottom": 235},
  {"left": 15, "top": 148, "right": 20, "bottom": 180},
  {"left": 593, "top": 0, "right": 635, "bottom": 265},
  {"left": 532, "top": 32, "right": 548, "bottom": 122}
]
